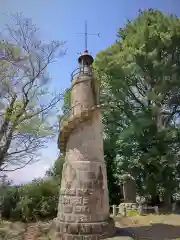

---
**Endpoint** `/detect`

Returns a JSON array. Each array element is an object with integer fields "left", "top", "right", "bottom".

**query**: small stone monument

[
  {"left": 122, "top": 174, "right": 136, "bottom": 203},
  {"left": 119, "top": 174, "right": 137, "bottom": 215}
]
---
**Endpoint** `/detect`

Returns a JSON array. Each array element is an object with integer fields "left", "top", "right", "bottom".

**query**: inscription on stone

[
  {"left": 60, "top": 189, "right": 94, "bottom": 196},
  {"left": 83, "top": 197, "right": 89, "bottom": 205},
  {"left": 60, "top": 189, "right": 76, "bottom": 195},
  {"left": 58, "top": 214, "right": 105, "bottom": 222},
  {"left": 59, "top": 222, "right": 107, "bottom": 234},
  {"left": 74, "top": 205, "right": 90, "bottom": 213},
  {"left": 61, "top": 196, "right": 89, "bottom": 206},
  {"left": 80, "top": 224, "right": 91, "bottom": 234},
  {"left": 65, "top": 235, "right": 100, "bottom": 240},
  {"left": 62, "top": 196, "right": 82, "bottom": 205}
]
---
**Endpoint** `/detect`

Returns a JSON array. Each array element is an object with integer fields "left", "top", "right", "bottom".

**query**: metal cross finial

[{"left": 77, "top": 20, "right": 100, "bottom": 52}]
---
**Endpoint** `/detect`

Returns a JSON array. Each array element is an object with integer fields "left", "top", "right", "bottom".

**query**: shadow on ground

[
  {"left": 112, "top": 224, "right": 180, "bottom": 240},
  {"left": 108, "top": 227, "right": 135, "bottom": 239}
]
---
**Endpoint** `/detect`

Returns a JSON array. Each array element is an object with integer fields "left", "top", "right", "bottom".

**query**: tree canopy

[{"left": 94, "top": 9, "right": 180, "bottom": 208}]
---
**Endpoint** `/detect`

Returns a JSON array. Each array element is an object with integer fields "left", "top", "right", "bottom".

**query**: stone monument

[
  {"left": 56, "top": 49, "right": 115, "bottom": 239},
  {"left": 122, "top": 174, "right": 136, "bottom": 203},
  {"left": 119, "top": 174, "right": 137, "bottom": 216}
]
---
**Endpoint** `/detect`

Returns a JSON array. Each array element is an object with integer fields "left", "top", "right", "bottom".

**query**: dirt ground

[
  {"left": 115, "top": 214, "right": 180, "bottom": 240},
  {"left": 1, "top": 214, "right": 180, "bottom": 239}
]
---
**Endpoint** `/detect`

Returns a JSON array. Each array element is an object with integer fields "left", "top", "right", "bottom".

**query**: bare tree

[{"left": 0, "top": 13, "right": 66, "bottom": 172}]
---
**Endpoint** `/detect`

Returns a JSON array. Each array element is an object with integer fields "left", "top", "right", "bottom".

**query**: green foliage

[
  {"left": 62, "top": 88, "right": 71, "bottom": 115},
  {"left": 104, "top": 137, "right": 123, "bottom": 205},
  {"left": 0, "top": 178, "right": 59, "bottom": 222},
  {"left": 94, "top": 9, "right": 180, "bottom": 207},
  {"left": 59, "top": 88, "right": 71, "bottom": 125},
  {"left": 0, "top": 154, "right": 65, "bottom": 222},
  {"left": 46, "top": 155, "right": 65, "bottom": 182}
]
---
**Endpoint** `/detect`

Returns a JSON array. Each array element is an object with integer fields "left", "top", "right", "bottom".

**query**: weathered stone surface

[
  {"left": 122, "top": 176, "right": 136, "bottom": 203},
  {"left": 71, "top": 75, "right": 95, "bottom": 116},
  {"left": 54, "top": 217, "right": 115, "bottom": 239}
]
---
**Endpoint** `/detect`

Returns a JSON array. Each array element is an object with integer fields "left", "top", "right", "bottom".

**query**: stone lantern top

[{"left": 78, "top": 50, "right": 94, "bottom": 66}]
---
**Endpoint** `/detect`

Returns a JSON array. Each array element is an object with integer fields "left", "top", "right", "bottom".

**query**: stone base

[
  {"left": 118, "top": 203, "right": 138, "bottom": 216},
  {"left": 53, "top": 217, "right": 115, "bottom": 240}
]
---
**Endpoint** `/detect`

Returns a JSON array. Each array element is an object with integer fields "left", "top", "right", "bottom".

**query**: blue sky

[{"left": 1, "top": 0, "right": 179, "bottom": 183}]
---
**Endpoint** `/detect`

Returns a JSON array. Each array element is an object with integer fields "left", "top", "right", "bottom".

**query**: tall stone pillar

[{"left": 56, "top": 50, "right": 114, "bottom": 239}]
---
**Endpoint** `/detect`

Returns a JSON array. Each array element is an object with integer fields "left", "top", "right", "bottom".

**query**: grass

[{"left": 125, "top": 209, "right": 139, "bottom": 217}]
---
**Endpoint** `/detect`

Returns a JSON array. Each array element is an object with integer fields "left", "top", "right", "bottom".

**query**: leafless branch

[{"left": 0, "top": 13, "right": 66, "bottom": 172}]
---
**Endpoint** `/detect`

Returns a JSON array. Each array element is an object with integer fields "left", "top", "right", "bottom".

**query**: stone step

[{"left": 59, "top": 105, "right": 101, "bottom": 153}]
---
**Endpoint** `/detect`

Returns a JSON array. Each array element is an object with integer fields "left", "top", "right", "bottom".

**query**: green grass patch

[{"left": 126, "top": 209, "right": 140, "bottom": 217}]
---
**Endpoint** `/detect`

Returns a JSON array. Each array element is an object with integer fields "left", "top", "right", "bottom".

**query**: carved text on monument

[
  {"left": 58, "top": 214, "right": 105, "bottom": 222},
  {"left": 61, "top": 196, "right": 90, "bottom": 205},
  {"left": 74, "top": 205, "right": 90, "bottom": 213},
  {"left": 59, "top": 221, "right": 109, "bottom": 234}
]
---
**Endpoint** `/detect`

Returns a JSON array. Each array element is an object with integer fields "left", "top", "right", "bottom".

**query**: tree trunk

[
  {"left": 163, "top": 190, "right": 172, "bottom": 211},
  {"left": 150, "top": 194, "right": 160, "bottom": 207}
]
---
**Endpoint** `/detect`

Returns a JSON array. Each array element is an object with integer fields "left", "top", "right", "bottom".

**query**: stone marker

[
  {"left": 122, "top": 174, "right": 136, "bottom": 203},
  {"left": 119, "top": 174, "right": 137, "bottom": 216}
]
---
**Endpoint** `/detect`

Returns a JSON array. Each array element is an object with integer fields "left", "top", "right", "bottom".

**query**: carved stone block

[
  {"left": 74, "top": 205, "right": 90, "bottom": 214},
  {"left": 83, "top": 197, "right": 89, "bottom": 205},
  {"left": 58, "top": 221, "right": 110, "bottom": 236}
]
